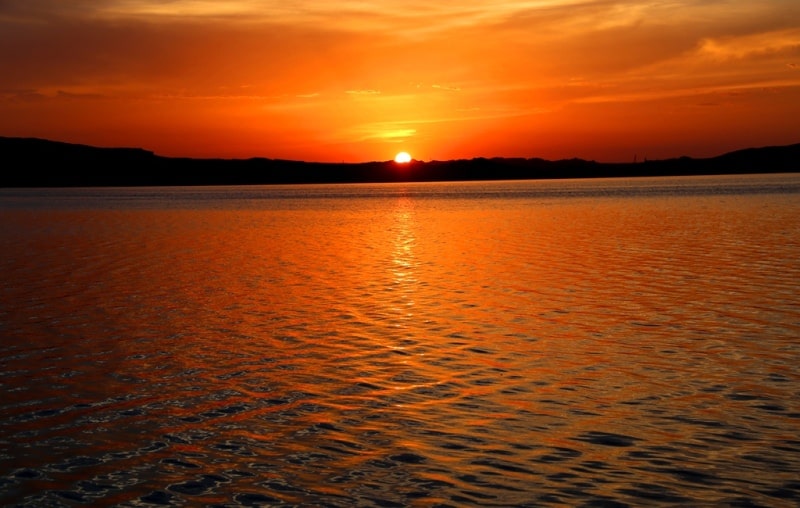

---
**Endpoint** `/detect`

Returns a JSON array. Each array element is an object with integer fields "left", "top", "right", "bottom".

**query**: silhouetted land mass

[{"left": 1, "top": 136, "right": 798, "bottom": 187}]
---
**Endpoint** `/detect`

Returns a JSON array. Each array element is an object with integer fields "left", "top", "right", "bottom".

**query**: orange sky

[{"left": 1, "top": 1, "right": 799, "bottom": 163}]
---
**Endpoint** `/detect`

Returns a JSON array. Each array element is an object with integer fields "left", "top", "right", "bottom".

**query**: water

[{"left": 1, "top": 174, "right": 799, "bottom": 507}]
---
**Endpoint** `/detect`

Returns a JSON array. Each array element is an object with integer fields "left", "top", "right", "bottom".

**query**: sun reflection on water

[{"left": 386, "top": 194, "right": 419, "bottom": 352}]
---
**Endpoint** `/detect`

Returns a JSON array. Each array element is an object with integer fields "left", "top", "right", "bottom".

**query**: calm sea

[{"left": 1, "top": 174, "right": 799, "bottom": 507}]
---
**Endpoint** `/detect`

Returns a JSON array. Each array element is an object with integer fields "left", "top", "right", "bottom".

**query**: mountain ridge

[{"left": 2, "top": 136, "right": 798, "bottom": 187}]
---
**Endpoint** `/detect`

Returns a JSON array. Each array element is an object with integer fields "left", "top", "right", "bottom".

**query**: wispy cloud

[
  {"left": 572, "top": 78, "right": 800, "bottom": 106},
  {"left": 697, "top": 29, "right": 800, "bottom": 61},
  {"left": 432, "top": 84, "right": 461, "bottom": 92},
  {"left": 345, "top": 89, "right": 381, "bottom": 96},
  {"left": 335, "top": 121, "right": 416, "bottom": 144}
]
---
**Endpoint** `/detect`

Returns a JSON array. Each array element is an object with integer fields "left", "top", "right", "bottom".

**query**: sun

[{"left": 394, "top": 151, "right": 412, "bottom": 163}]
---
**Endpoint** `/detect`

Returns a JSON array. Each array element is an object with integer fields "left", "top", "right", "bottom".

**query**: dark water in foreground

[{"left": 1, "top": 174, "right": 799, "bottom": 507}]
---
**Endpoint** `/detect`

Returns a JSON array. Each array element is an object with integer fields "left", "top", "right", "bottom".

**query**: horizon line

[{"left": 4, "top": 135, "right": 800, "bottom": 166}]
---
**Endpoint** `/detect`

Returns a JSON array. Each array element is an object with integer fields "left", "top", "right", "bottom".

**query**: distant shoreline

[{"left": 2, "top": 136, "right": 799, "bottom": 187}]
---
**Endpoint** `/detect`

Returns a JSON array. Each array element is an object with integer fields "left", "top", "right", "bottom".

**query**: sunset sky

[{"left": 1, "top": 1, "right": 799, "bottom": 163}]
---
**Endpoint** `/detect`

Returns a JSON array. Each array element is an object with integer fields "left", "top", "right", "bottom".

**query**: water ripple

[{"left": 1, "top": 176, "right": 799, "bottom": 506}]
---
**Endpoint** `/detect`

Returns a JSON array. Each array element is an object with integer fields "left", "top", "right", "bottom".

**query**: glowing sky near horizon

[{"left": 1, "top": 0, "right": 799, "bottom": 162}]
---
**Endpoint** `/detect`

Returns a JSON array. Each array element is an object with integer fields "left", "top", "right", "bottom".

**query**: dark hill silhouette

[{"left": 1, "top": 136, "right": 798, "bottom": 187}]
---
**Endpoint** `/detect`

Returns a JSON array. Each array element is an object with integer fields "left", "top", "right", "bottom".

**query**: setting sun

[{"left": 395, "top": 152, "right": 412, "bottom": 163}]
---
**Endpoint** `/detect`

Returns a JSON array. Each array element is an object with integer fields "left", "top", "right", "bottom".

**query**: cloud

[
  {"left": 697, "top": 29, "right": 800, "bottom": 61},
  {"left": 432, "top": 84, "right": 461, "bottom": 92},
  {"left": 571, "top": 78, "right": 800, "bottom": 106},
  {"left": 0, "top": 88, "right": 47, "bottom": 102},
  {"left": 345, "top": 89, "right": 381, "bottom": 95},
  {"left": 325, "top": 120, "right": 418, "bottom": 146}
]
